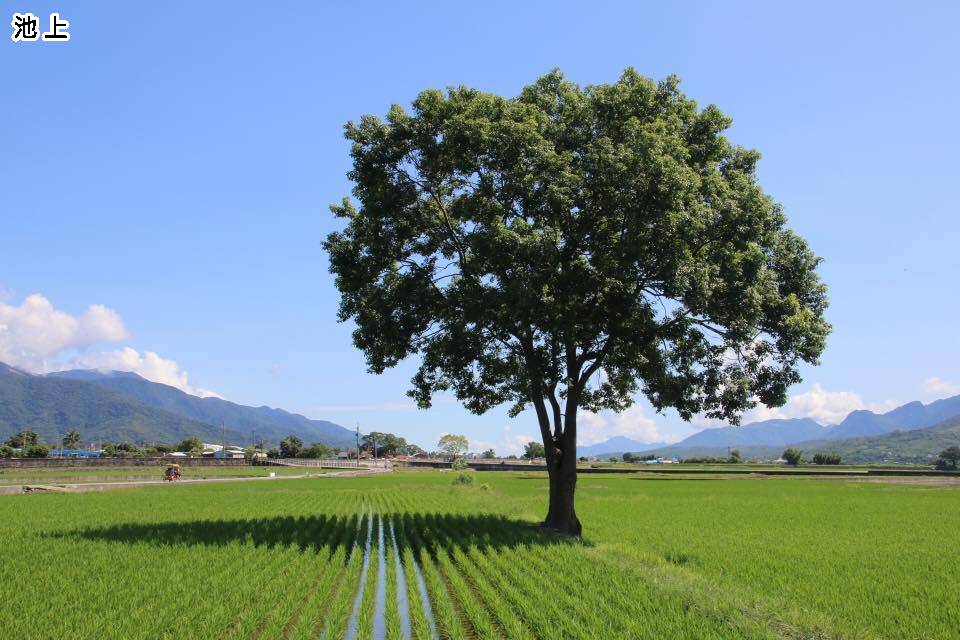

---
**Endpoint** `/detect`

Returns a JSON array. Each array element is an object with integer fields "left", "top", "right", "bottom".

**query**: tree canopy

[
  {"left": 524, "top": 441, "right": 546, "bottom": 459},
  {"left": 280, "top": 435, "right": 304, "bottom": 459},
  {"left": 362, "top": 431, "right": 411, "bottom": 456},
  {"left": 326, "top": 68, "right": 829, "bottom": 534},
  {"left": 438, "top": 434, "right": 469, "bottom": 457}
]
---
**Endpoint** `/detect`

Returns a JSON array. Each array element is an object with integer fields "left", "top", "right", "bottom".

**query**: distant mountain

[
  {"left": 0, "top": 364, "right": 228, "bottom": 445},
  {"left": 664, "top": 395, "right": 960, "bottom": 451},
  {"left": 579, "top": 436, "right": 667, "bottom": 457},
  {"left": 826, "top": 396, "right": 960, "bottom": 439},
  {"left": 47, "top": 369, "right": 355, "bottom": 448},
  {"left": 679, "top": 418, "right": 827, "bottom": 447},
  {"left": 803, "top": 414, "right": 960, "bottom": 463},
  {"left": 641, "top": 415, "right": 960, "bottom": 464}
]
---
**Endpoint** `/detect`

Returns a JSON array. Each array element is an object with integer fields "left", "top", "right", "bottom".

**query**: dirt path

[{"left": 0, "top": 467, "right": 391, "bottom": 495}]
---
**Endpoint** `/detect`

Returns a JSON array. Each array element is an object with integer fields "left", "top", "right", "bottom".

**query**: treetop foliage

[{"left": 326, "top": 68, "right": 830, "bottom": 446}]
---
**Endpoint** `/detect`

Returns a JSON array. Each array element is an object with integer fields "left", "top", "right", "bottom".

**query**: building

[
  {"left": 47, "top": 449, "right": 101, "bottom": 458},
  {"left": 214, "top": 448, "right": 246, "bottom": 459}
]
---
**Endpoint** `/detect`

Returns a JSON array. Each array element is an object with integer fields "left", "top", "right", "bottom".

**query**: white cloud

[
  {"left": 0, "top": 293, "right": 216, "bottom": 398},
  {"left": 782, "top": 384, "right": 865, "bottom": 425},
  {"left": 921, "top": 377, "right": 959, "bottom": 397},
  {"left": 64, "top": 347, "right": 220, "bottom": 398},
  {"left": 0, "top": 294, "right": 128, "bottom": 370},
  {"left": 577, "top": 405, "right": 680, "bottom": 445},
  {"left": 695, "top": 384, "right": 900, "bottom": 427}
]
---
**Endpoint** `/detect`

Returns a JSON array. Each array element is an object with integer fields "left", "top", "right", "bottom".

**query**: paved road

[{"left": 0, "top": 467, "right": 392, "bottom": 495}]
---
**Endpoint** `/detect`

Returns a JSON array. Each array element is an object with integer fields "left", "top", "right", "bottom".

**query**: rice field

[
  {"left": 1, "top": 471, "right": 958, "bottom": 639},
  {"left": 0, "top": 465, "right": 328, "bottom": 484}
]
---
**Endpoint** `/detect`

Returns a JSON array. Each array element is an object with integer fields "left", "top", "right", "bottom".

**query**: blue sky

[{"left": 2, "top": 1, "right": 959, "bottom": 453}]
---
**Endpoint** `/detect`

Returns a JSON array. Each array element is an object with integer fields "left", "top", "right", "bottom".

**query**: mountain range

[
  {"left": 580, "top": 394, "right": 960, "bottom": 459},
  {"left": 0, "top": 363, "right": 355, "bottom": 448}
]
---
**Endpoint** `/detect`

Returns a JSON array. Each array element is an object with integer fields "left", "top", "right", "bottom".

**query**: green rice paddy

[{"left": 1, "top": 471, "right": 957, "bottom": 639}]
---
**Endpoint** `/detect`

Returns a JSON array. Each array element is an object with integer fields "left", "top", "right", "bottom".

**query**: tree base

[{"left": 542, "top": 513, "right": 582, "bottom": 538}]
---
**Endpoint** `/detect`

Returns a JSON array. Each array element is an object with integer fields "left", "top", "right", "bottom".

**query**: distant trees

[
  {"left": 362, "top": 431, "right": 405, "bottom": 457},
  {"left": 438, "top": 434, "right": 469, "bottom": 458},
  {"left": 63, "top": 429, "right": 81, "bottom": 448},
  {"left": 6, "top": 430, "right": 39, "bottom": 448},
  {"left": 24, "top": 444, "right": 49, "bottom": 458},
  {"left": 176, "top": 436, "right": 203, "bottom": 454},
  {"left": 405, "top": 444, "right": 426, "bottom": 457},
  {"left": 812, "top": 453, "right": 842, "bottom": 465},
  {"left": 266, "top": 447, "right": 280, "bottom": 459},
  {"left": 523, "top": 441, "right": 546, "bottom": 460},
  {"left": 361, "top": 431, "right": 427, "bottom": 457},
  {"left": 935, "top": 446, "right": 960, "bottom": 471},
  {"left": 679, "top": 452, "right": 742, "bottom": 464},
  {"left": 279, "top": 435, "right": 303, "bottom": 458},
  {"left": 782, "top": 448, "right": 803, "bottom": 466},
  {"left": 481, "top": 449, "right": 496, "bottom": 459},
  {"left": 101, "top": 442, "right": 146, "bottom": 458},
  {"left": 298, "top": 443, "right": 333, "bottom": 459},
  {"left": 0, "top": 445, "right": 13, "bottom": 458}
]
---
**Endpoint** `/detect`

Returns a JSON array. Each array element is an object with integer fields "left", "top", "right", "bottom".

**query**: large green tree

[
  {"left": 437, "top": 434, "right": 469, "bottom": 458},
  {"left": 326, "top": 69, "right": 829, "bottom": 535},
  {"left": 362, "top": 431, "right": 408, "bottom": 457},
  {"left": 63, "top": 429, "right": 81, "bottom": 449}
]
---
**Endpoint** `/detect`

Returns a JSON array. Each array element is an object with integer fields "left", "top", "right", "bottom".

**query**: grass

[
  {"left": 1, "top": 471, "right": 958, "bottom": 639},
  {"left": 0, "top": 464, "right": 331, "bottom": 483}
]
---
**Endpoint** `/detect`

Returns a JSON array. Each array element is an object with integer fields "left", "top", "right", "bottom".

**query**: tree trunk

[{"left": 543, "top": 448, "right": 581, "bottom": 536}]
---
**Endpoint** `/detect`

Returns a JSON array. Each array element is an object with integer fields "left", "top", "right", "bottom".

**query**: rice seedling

[{"left": 2, "top": 471, "right": 958, "bottom": 639}]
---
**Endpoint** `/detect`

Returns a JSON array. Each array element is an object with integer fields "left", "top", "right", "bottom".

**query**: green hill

[
  {"left": 639, "top": 415, "right": 960, "bottom": 463},
  {"left": 48, "top": 369, "right": 355, "bottom": 448},
  {"left": 0, "top": 363, "right": 234, "bottom": 445},
  {"left": 790, "top": 414, "right": 960, "bottom": 463}
]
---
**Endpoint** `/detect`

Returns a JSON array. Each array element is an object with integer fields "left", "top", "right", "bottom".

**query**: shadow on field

[{"left": 57, "top": 512, "right": 574, "bottom": 554}]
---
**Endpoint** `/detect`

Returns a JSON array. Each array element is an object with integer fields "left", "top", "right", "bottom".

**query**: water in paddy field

[
  {"left": 389, "top": 521, "right": 412, "bottom": 639},
  {"left": 344, "top": 505, "right": 373, "bottom": 640},
  {"left": 339, "top": 502, "right": 436, "bottom": 640},
  {"left": 373, "top": 514, "right": 387, "bottom": 639}
]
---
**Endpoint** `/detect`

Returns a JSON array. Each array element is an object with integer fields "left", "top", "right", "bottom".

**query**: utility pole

[
  {"left": 220, "top": 422, "right": 226, "bottom": 460},
  {"left": 356, "top": 423, "right": 360, "bottom": 468}
]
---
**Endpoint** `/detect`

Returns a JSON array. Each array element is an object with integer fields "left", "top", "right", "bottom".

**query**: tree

[
  {"left": 280, "top": 435, "right": 303, "bottom": 459},
  {"left": 325, "top": 69, "right": 829, "bottom": 535},
  {"left": 437, "top": 434, "right": 468, "bottom": 458},
  {"left": 623, "top": 452, "right": 638, "bottom": 463},
  {"left": 935, "top": 446, "right": 960, "bottom": 471},
  {"left": 481, "top": 448, "right": 496, "bottom": 459},
  {"left": 524, "top": 441, "right": 546, "bottom": 459},
  {"left": 782, "top": 448, "right": 803, "bottom": 466},
  {"left": 362, "top": 431, "right": 408, "bottom": 457},
  {"left": 728, "top": 449, "right": 743, "bottom": 463},
  {"left": 25, "top": 444, "right": 49, "bottom": 458},
  {"left": 266, "top": 447, "right": 280, "bottom": 459},
  {"left": 6, "top": 430, "right": 39, "bottom": 448},
  {"left": 176, "top": 436, "right": 203, "bottom": 453},
  {"left": 299, "top": 443, "right": 334, "bottom": 459},
  {"left": 63, "top": 429, "right": 81, "bottom": 449},
  {"left": 404, "top": 443, "right": 426, "bottom": 457},
  {"left": 812, "top": 453, "right": 841, "bottom": 465}
]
